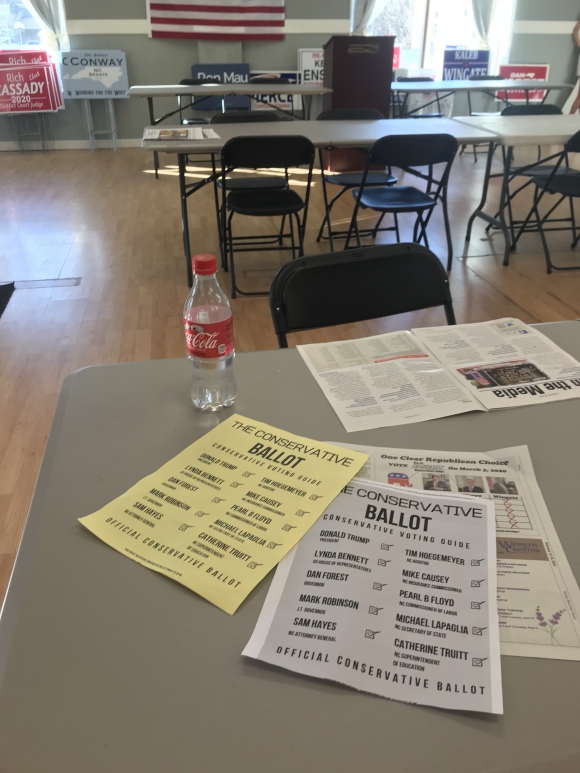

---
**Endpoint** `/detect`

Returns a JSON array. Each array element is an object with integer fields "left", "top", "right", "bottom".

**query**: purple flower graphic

[{"left": 536, "top": 606, "right": 566, "bottom": 644}]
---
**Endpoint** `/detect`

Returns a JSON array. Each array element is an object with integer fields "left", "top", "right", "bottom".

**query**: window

[
  {"left": 0, "top": 0, "right": 45, "bottom": 48},
  {"left": 361, "top": 0, "right": 515, "bottom": 77}
]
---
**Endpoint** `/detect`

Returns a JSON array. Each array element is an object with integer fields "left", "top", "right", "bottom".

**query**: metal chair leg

[
  {"left": 227, "top": 211, "right": 237, "bottom": 297},
  {"left": 296, "top": 212, "right": 305, "bottom": 257}
]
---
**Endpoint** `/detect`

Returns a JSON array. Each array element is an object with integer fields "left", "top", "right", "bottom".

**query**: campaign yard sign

[
  {"left": 0, "top": 50, "right": 63, "bottom": 114},
  {"left": 298, "top": 49, "right": 324, "bottom": 86},
  {"left": 250, "top": 70, "right": 301, "bottom": 111},
  {"left": 60, "top": 51, "right": 129, "bottom": 99},
  {"left": 498, "top": 64, "right": 549, "bottom": 102},
  {"left": 443, "top": 48, "right": 490, "bottom": 80},
  {"left": 190, "top": 63, "right": 250, "bottom": 111}
]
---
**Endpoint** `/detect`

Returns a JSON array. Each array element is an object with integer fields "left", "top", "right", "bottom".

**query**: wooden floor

[{"left": 2, "top": 144, "right": 580, "bottom": 605}]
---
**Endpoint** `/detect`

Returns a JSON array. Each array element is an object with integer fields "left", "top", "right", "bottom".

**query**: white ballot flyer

[
  {"left": 297, "top": 319, "right": 580, "bottom": 432},
  {"left": 244, "top": 479, "right": 503, "bottom": 714},
  {"left": 339, "top": 443, "right": 580, "bottom": 660}
]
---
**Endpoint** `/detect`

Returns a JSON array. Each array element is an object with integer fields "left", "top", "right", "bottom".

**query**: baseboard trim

[{"left": 0, "top": 138, "right": 142, "bottom": 151}]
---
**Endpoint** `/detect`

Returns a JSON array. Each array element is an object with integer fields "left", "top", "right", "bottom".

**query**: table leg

[
  {"left": 499, "top": 145, "right": 513, "bottom": 266},
  {"left": 465, "top": 142, "right": 495, "bottom": 242},
  {"left": 178, "top": 153, "right": 193, "bottom": 287},
  {"left": 148, "top": 97, "right": 160, "bottom": 180}
]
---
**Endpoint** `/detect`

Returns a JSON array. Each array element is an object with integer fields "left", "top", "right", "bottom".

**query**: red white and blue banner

[{"left": 149, "top": 0, "right": 285, "bottom": 40}]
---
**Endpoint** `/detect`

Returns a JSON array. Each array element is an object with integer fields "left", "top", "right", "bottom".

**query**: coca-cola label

[{"left": 184, "top": 316, "right": 234, "bottom": 359}]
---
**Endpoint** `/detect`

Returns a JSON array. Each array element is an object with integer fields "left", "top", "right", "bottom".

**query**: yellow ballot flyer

[{"left": 79, "top": 414, "right": 367, "bottom": 614}]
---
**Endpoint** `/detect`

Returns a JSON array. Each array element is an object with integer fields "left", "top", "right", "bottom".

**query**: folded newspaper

[
  {"left": 297, "top": 318, "right": 580, "bottom": 432},
  {"left": 143, "top": 127, "right": 220, "bottom": 141}
]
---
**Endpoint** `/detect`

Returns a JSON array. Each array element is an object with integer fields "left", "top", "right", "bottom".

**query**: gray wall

[
  {"left": 0, "top": 0, "right": 349, "bottom": 143},
  {"left": 511, "top": 0, "right": 580, "bottom": 106}
]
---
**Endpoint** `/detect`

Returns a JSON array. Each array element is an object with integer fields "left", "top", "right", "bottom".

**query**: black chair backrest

[
  {"left": 566, "top": 129, "right": 580, "bottom": 153},
  {"left": 317, "top": 108, "right": 384, "bottom": 121},
  {"left": 222, "top": 135, "right": 315, "bottom": 169},
  {"left": 179, "top": 78, "right": 205, "bottom": 86},
  {"left": 501, "top": 104, "right": 562, "bottom": 116},
  {"left": 469, "top": 74, "right": 504, "bottom": 81},
  {"left": 211, "top": 112, "right": 282, "bottom": 124},
  {"left": 397, "top": 77, "right": 434, "bottom": 82},
  {"left": 367, "top": 133, "right": 458, "bottom": 169},
  {"left": 250, "top": 76, "right": 291, "bottom": 85},
  {"left": 270, "top": 244, "right": 455, "bottom": 347}
]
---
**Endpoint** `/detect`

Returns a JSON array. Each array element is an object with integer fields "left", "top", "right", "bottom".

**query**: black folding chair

[
  {"left": 221, "top": 135, "right": 315, "bottom": 298},
  {"left": 394, "top": 77, "right": 444, "bottom": 119},
  {"left": 270, "top": 243, "right": 456, "bottom": 348},
  {"left": 345, "top": 134, "right": 458, "bottom": 271},
  {"left": 209, "top": 113, "right": 287, "bottom": 269},
  {"left": 513, "top": 130, "right": 580, "bottom": 273},
  {"left": 315, "top": 108, "right": 397, "bottom": 251}
]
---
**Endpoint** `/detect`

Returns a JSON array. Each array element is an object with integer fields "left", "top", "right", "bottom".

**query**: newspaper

[
  {"left": 143, "top": 127, "right": 220, "bottom": 141},
  {"left": 297, "top": 319, "right": 580, "bottom": 432},
  {"left": 337, "top": 442, "right": 580, "bottom": 660},
  {"left": 413, "top": 318, "right": 580, "bottom": 410},
  {"left": 244, "top": 478, "right": 503, "bottom": 714}
]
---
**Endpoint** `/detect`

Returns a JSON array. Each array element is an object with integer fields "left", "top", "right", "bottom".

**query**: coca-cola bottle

[{"left": 183, "top": 254, "right": 236, "bottom": 411}]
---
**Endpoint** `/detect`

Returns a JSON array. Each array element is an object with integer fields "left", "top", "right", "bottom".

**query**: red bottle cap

[{"left": 193, "top": 254, "right": 217, "bottom": 275}]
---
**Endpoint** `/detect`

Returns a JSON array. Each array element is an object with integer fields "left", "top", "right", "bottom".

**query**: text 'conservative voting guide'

[{"left": 244, "top": 479, "right": 503, "bottom": 713}]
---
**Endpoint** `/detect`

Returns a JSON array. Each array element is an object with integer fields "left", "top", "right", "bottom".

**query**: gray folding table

[
  {"left": 0, "top": 321, "right": 579, "bottom": 773},
  {"left": 142, "top": 117, "right": 498, "bottom": 286},
  {"left": 131, "top": 83, "right": 332, "bottom": 177}
]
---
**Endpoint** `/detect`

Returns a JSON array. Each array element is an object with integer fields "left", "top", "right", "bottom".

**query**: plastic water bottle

[{"left": 183, "top": 254, "right": 236, "bottom": 411}]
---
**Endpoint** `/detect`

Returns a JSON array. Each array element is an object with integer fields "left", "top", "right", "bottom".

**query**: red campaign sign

[
  {"left": 0, "top": 65, "right": 56, "bottom": 114},
  {"left": 0, "top": 50, "right": 49, "bottom": 66},
  {"left": 393, "top": 46, "right": 401, "bottom": 70},
  {"left": 498, "top": 64, "right": 549, "bottom": 103}
]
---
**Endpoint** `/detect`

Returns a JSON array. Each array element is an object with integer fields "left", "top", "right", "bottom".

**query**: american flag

[{"left": 149, "top": 0, "right": 285, "bottom": 40}]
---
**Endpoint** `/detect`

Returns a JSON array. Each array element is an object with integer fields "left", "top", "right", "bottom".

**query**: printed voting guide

[
  {"left": 244, "top": 479, "right": 503, "bottom": 713},
  {"left": 79, "top": 414, "right": 367, "bottom": 614},
  {"left": 297, "top": 318, "right": 580, "bottom": 432},
  {"left": 339, "top": 443, "right": 580, "bottom": 660}
]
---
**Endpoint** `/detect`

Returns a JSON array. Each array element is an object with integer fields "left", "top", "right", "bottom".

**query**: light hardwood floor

[{"left": 2, "top": 145, "right": 580, "bottom": 605}]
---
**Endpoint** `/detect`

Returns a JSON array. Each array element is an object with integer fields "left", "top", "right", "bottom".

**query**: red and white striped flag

[{"left": 149, "top": 0, "right": 285, "bottom": 40}]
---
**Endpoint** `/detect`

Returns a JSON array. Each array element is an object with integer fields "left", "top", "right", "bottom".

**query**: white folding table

[
  {"left": 142, "top": 118, "right": 498, "bottom": 285},
  {"left": 391, "top": 80, "right": 573, "bottom": 118},
  {"left": 131, "top": 83, "right": 332, "bottom": 176}
]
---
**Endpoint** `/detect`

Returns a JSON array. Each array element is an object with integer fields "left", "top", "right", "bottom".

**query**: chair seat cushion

[
  {"left": 326, "top": 171, "right": 397, "bottom": 187},
  {"left": 532, "top": 173, "right": 580, "bottom": 197},
  {"left": 218, "top": 176, "right": 286, "bottom": 190},
  {"left": 227, "top": 188, "right": 304, "bottom": 216},
  {"left": 353, "top": 185, "right": 436, "bottom": 212}
]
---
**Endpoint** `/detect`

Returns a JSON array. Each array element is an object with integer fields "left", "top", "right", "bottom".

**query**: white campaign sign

[{"left": 298, "top": 48, "right": 324, "bottom": 86}]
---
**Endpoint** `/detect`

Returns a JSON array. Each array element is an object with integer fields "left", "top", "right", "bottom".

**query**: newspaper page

[
  {"left": 143, "top": 127, "right": 220, "bottom": 141},
  {"left": 244, "top": 478, "right": 503, "bottom": 714},
  {"left": 338, "top": 442, "right": 580, "bottom": 660},
  {"left": 296, "top": 331, "right": 483, "bottom": 432},
  {"left": 413, "top": 318, "right": 580, "bottom": 411}
]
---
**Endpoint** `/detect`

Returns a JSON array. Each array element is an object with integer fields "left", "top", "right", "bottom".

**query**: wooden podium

[{"left": 322, "top": 35, "right": 395, "bottom": 171}]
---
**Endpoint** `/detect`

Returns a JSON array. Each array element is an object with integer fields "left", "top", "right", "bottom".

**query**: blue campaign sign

[
  {"left": 190, "top": 64, "right": 250, "bottom": 111},
  {"left": 443, "top": 49, "right": 490, "bottom": 80}
]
